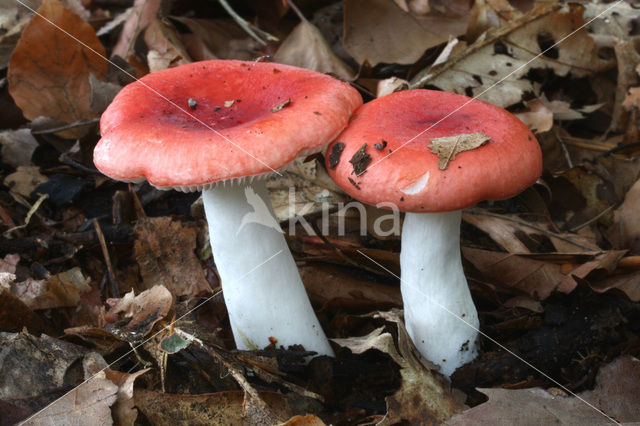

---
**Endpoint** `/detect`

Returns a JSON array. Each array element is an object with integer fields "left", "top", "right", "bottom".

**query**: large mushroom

[
  {"left": 325, "top": 89, "right": 542, "bottom": 376},
  {"left": 95, "top": 60, "right": 362, "bottom": 356}
]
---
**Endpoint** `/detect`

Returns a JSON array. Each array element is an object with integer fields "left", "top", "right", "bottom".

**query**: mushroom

[
  {"left": 325, "top": 89, "right": 542, "bottom": 376},
  {"left": 94, "top": 60, "right": 362, "bottom": 356}
]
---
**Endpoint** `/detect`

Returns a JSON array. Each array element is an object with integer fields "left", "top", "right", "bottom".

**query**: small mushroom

[
  {"left": 95, "top": 60, "right": 362, "bottom": 356},
  {"left": 325, "top": 89, "right": 542, "bottom": 376}
]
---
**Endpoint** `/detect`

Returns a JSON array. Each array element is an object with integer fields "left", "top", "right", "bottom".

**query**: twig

[
  {"left": 3, "top": 193, "right": 48, "bottom": 238},
  {"left": 216, "top": 0, "right": 279, "bottom": 46},
  {"left": 31, "top": 118, "right": 99, "bottom": 135},
  {"left": 128, "top": 183, "right": 147, "bottom": 218},
  {"left": 93, "top": 218, "right": 119, "bottom": 298},
  {"left": 554, "top": 125, "right": 573, "bottom": 169},
  {"left": 173, "top": 328, "right": 281, "bottom": 423}
]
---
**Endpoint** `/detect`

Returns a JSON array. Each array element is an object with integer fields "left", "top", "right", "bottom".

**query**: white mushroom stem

[
  {"left": 400, "top": 210, "right": 479, "bottom": 377},
  {"left": 203, "top": 180, "right": 334, "bottom": 357}
]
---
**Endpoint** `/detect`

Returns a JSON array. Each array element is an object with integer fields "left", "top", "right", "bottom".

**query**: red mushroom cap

[
  {"left": 94, "top": 60, "right": 362, "bottom": 190},
  {"left": 325, "top": 89, "right": 542, "bottom": 212}
]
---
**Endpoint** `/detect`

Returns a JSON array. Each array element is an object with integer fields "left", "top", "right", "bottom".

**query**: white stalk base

[
  {"left": 203, "top": 181, "right": 334, "bottom": 357},
  {"left": 400, "top": 210, "right": 479, "bottom": 377}
]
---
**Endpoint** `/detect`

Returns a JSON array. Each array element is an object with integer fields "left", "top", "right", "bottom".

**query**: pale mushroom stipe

[
  {"left": 326, "top": 89, "right": 542, "bottom": 376},
  {"left": 94, "top": 60, "right": 362, "bottom": 356}
]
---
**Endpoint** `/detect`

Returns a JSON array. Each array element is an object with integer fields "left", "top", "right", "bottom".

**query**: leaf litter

[{"left": 1, "top": 0, "right": 640, "bottom": 424}]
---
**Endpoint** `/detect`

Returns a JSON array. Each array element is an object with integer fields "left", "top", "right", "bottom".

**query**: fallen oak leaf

[
  {"left": 8, "top": 0, "right": 107, "bottom": 137},
  {"left": 429, "top": 133, "right": 490, "bottom": 170},
  {"left": 270, "top": 99, "right": 291, "bottom": 113}
]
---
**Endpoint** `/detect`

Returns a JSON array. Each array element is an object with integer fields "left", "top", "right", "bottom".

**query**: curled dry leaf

[
  {"left": 105, "top": 369, "right": 150, "bottom": 426},
  {"left": 111, "top": 0, "right": 161, "bottom": 61},
  {"left": 274, "top": 21, "right": 354, "bottom": 81},
  {"left": 332, "top": 311, "right": 462, "bottom": 424},
  {"left": 8, "top": 0, "right": 107, "bottom": 137},
  {"left": 514, "top": 99, "right": 553, "bottom": 134},
  {"left": 377, "top": 77, "right": 409, "bottom": 98},
  {"left": 104, "top": 285, "right": 172, "bottom": 341},
  {"left": 144, "top": 19, "right": 191, "bottom": 73}
]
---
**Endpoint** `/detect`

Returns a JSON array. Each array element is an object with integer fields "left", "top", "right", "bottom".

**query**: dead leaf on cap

[
  {"left": 429, "top": 132, "right": 490, "bottom": 170},
  {"left": 270, "top": 99, "right": 291, "bottom": 113},
  {"left": 7, "top": 0, "right": 107, "bottom": 137}
]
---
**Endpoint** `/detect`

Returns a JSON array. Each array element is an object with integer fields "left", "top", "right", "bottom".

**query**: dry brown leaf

[
  {"left": 8, "top": 0, "right": 107, "bottom": 136},
  {"left": 514, "top": 99, "right": 553, "bottom": 133},
  {"left": 134, "top": 389, "right": 297, "bottom": 425},
  {"left": 412, "top": 3, "right": 614, "bottom": 107},
  {"left": 300, "top": 263, "right": 402, "bottom": 309},
  {"left": 463, "top": 247, "right": 573, "bottom": 299},
  {"left": 274, "top": 21, "right": 354, "bottom": 81},
  {"left": 12, "top": 267, "right": 91, "bottom": 310},
  {"left": 343, "top": 0, "right": 468, "bottom": 66},
  {"left": 3, "top": 165, "right": 47, "bottom": 197},
  {"left": 144, "top": 18, "right": 191, "bottom": 72},
  {"left": 464, "top": 248, "right": 625, "bottom": 299},
  {"left": 0, "top": 284, "right": 49, "bottom": 334},
  {"left": 111, "top": 0, "right": 161, "bottom": 61},
  {"left": 429, "top": 133, "right": 490, "bottom": 170},
  {"left": 22, "top": 372, "right": 118, "bottom": 425},
  {"left": 104, "top": 285, "right": 172, "bottom": 341},
  {"left": 449, "top": 356, "right": 640, "bottom": 424},
  {"left": 280, "top": 414, "right": 326, "bottom": 426},
  {"left": 590, "top": 272, "right": 640, "bottom": 302},
  {"left": 462, "top": 213, "right": 530, "bottom": 253},
  {"left": 377, "top": 76, "right": 410, "bottom": 98},
  {"left": 134, "top": 217, "right": 212, "bottom": 299},
  {"left": 0, "top": 129, "right": 38, "bottom": 167},
  {"left": 104, "top": 369, "right": 150, "bottom": 426},
  {"left": 172, "top": 17, "right": 259, "bottom": 61}
]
